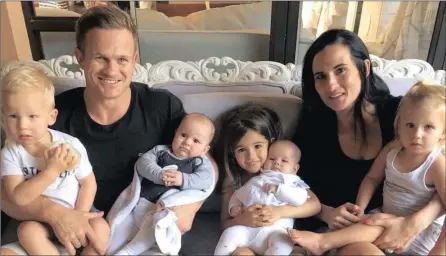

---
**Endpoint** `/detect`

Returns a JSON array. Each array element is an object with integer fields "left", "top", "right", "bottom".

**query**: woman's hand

[
  {"left": 364, "top": 213, "right": 421, "bottom": 254},
  {"left": 239, "top": 204, "right": 275, "bottom": 227},
  {"left": 321, "top": 203, "right": 362, "bottom": 230}
]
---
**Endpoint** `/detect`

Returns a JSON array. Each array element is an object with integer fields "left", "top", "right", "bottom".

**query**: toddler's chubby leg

[
  {"left": 18, "top": 221, "right": 59, "bottom": 255},
  {"left": 214, "top": 226, "right": 256, "bottom": 255},
  {"left": 81, "top": 217, "right": 110, "bottom": 256}
]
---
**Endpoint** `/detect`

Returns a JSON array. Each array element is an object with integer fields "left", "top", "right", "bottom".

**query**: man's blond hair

[
  {"left": 75, "top": 4, "right": 138, "bottom": 52},
  {"left": 1, "top": 65, "right": 55, "bottom": 108}
]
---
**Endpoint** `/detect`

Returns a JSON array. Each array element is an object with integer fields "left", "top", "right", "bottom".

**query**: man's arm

[{"left": 171, "top": 153, "right": 218, "bottom": 233}]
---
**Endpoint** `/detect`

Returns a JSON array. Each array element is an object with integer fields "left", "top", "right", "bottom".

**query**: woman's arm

[
  {"left": 368, "top": 154, "right": 445, "bottom": 253},
  {"left": 429, "top": 217, "right": 446, "bottom": 256}
]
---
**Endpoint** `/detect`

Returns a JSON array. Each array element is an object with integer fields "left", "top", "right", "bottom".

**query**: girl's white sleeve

[{"left": 275, "top": 182, "right": 309, "bottom": 206}]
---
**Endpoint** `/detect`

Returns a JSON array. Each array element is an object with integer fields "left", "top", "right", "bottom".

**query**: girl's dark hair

[
  {"left": 215, "top": 103, "right": 282, "bottom": 190},
  {"left": 301, "top": 29, "right": 391, "bottom": 143}
]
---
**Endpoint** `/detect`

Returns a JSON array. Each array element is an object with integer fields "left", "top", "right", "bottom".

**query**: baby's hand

[
  {"left": 230, "top": 206, "right": 243, "bottom": 217},
  {"left": 154, "top": 201, "right": 165, "bottom": 213},
  {"left": 162, "top": 169, "right": 183, "bottom": 186},
  {"left": 263, "top": 183, "right": 278, "bottom": 194},
  {"left": 44, "top": 144, "right": 77, "bottom": 175}
]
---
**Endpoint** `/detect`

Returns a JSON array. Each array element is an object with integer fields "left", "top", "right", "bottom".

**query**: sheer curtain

[
  {"left": 375, "top": 1, "right": 439, "bottom": 60},
  {"left": 301, "top": 1, "right": 349, "bottom": 38}
]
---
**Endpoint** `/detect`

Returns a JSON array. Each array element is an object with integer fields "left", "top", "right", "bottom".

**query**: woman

[{"left": 294, "top": 29, "right": 444, "bottom": 255}]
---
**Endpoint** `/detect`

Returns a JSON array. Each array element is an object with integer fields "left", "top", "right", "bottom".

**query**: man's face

[{"left": 75, "top": 28, "right": 137, "bottom": 100}]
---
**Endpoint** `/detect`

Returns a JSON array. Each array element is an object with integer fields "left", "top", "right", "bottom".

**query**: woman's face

[
  {"left": 312, "top": 43, "right": 365, "bottom": 113},
  {"left": 233, "top": 129, "right": 269, "bottom": 175}
]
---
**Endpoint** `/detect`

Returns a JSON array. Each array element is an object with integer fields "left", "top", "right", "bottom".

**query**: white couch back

[{"left": 2, "top": 55, "right": 445, "bottom": 139}]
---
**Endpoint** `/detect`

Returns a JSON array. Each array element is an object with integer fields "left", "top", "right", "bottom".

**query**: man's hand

[
  {"left": 364, "top": 213, "right": 420, "bottom": 254},
  {"left": 263, "top": 183, "right": 278, "bottom": 194},
  {"left": 44, "top": 144, "right": 77, "bottom": 174},
  {"left": 48, "top": 207, "right": 105, "bottom": 255},
  {"left": 162, "top": 170, "right": 183, "bottom": 186}
]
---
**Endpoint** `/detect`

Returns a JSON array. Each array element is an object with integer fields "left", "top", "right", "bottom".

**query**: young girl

[
  {"left": 289, "top": 81, "right": 446, "bottom": 255},
  {"left": 216, "top": 103, "right": 321, "bottom": 255}
]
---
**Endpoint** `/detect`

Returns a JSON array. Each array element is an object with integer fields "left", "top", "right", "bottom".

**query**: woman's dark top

[{"left": 293, "top": 96, "right": 401, "bottom": 230}]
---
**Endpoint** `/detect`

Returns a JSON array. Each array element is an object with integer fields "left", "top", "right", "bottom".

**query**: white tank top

[{"left": 383, "top": 146, "right": 445, "bottom": 226}]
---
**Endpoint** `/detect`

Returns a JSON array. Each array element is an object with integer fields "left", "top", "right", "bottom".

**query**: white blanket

[{"left": 106, "top": 166, "right": 215, "bottom": 254}]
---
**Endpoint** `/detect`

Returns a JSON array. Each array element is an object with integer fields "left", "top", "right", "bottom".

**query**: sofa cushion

[
  {"left": 153, "top": 82, "right": 289, "bottom": 99},
  {"left": 181, "top": 92, "right": 302, "bottom": 140},
  {"left": 51, "top": 76, "right": 86, "bottom": 95},
  {"left": 381, "top": 77, "right": 417, "bottom": 96},
  {"left": 181, "top": 212, "right": 221, "bottom": 256}
]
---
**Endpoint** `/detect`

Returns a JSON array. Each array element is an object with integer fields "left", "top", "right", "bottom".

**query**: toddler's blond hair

[
  {"left": 394, "top": 80, "right": 446, "bottom": 145},
  {"left": 1, "top": 65, "right": 55, "bottom": 108}
]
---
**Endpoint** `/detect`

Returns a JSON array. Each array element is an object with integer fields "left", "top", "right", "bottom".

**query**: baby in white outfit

[{"left": 214, "top": 140, "right": 310, "bottom": 255}]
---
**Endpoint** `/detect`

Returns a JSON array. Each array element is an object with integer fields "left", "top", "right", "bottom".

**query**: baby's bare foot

[{"left": 288, "top": 229, "right": 329, "bottom": 256}]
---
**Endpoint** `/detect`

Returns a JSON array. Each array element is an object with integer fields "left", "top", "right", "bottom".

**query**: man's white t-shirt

[{"left": 1, "top": 128, "right": 93, "bottom": 209}]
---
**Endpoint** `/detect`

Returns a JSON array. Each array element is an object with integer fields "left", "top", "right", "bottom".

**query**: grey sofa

[{"left": 1, "top": 55, "right": 444, "bottom": 255}]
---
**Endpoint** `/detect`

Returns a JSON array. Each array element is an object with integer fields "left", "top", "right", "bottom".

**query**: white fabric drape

[
  {"left": 302, "top": 1, "right": 349, "bottom": 38},
  {"left": 376, "top": 1, "right": 439, "bottom": 60}
]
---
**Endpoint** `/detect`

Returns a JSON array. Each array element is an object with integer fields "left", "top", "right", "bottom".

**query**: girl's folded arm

[{"left": 274, "top": 189, "right": 321, "bottom": 219}]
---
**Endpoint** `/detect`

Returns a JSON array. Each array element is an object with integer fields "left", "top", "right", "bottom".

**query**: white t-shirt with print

[{"left": 1, "top": 128, "right": 93, "bottom": 209}]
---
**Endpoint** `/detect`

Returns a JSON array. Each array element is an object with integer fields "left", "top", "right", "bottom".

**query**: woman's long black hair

[{"left": 301, "top": 29, "right": 391, "bottom": 143}]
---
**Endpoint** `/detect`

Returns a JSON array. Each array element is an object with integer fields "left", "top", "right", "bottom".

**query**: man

[{"left": 1, "top": 4, "right": 217, "bottom": 255}]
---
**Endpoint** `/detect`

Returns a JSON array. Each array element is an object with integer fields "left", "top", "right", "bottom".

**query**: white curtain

[
  {"left": 376, "top": 1, "right": 439, "bottom": 60},
  {"left": 302, "top": 1, "right": 349, "bottom": 38}
]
